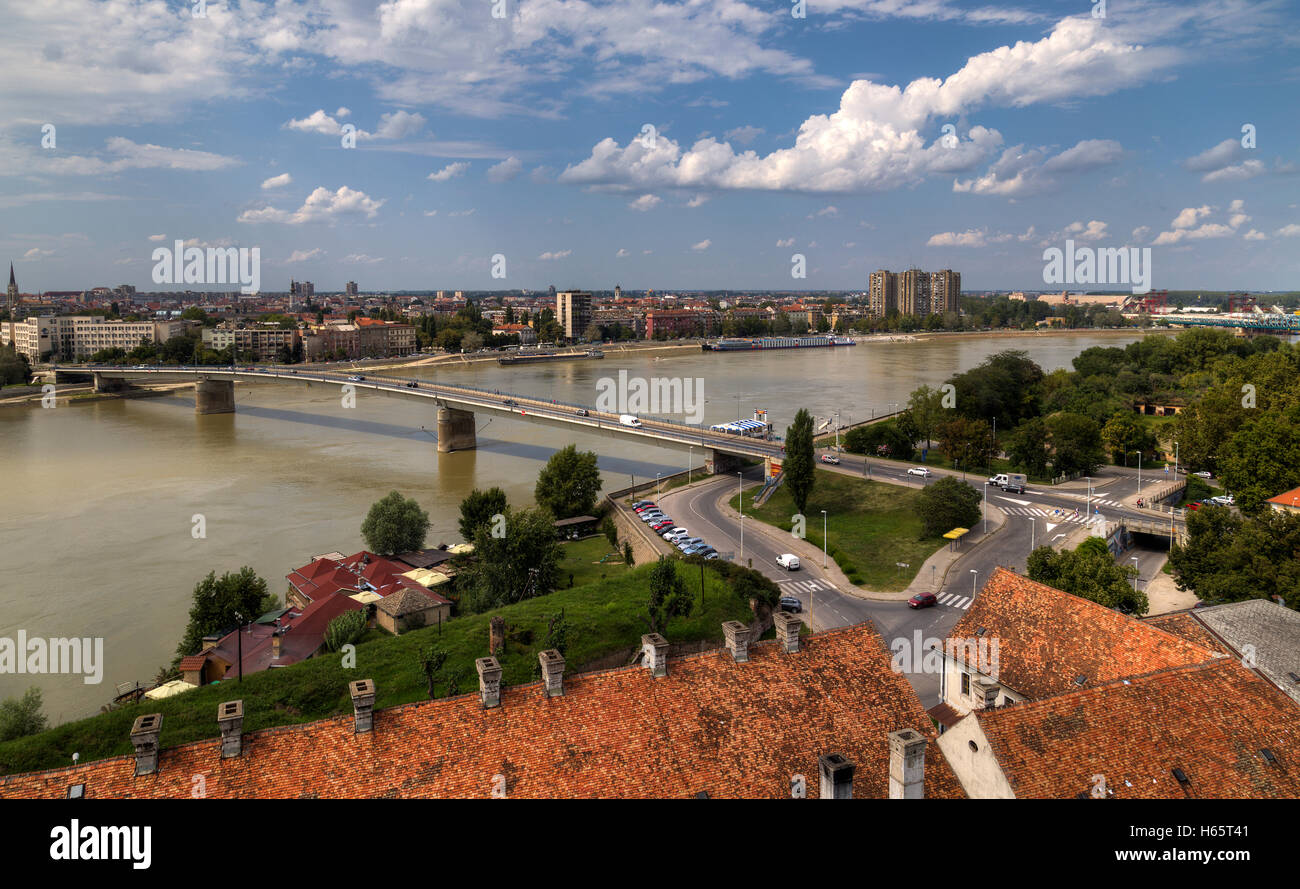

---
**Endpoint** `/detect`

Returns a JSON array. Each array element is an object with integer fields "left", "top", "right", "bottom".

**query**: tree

[
  {"left": 458, "top": 507, "right": 562, "bottom": 612},
  {"left": 844, "top": 421, "right": 912, "bottom": 459},
  {"left": 458, "top": 487, "right": 508, "bottom": 542},
  {"left": 937, "top": 416, "right": 993, "bottom": 471},
  {"left": 646, "top": 556, "right": 692, "bottom": 634},
  {"left": 1100, "top": 412, "right": 1157, "bottom": 465},
  {"left": 0, "top": 345, "right": 33, "bottom": 386},
  {"left": 1169, "top": 508, "right": 1300, "bottom": 607},
  {"left": 418, "top": 645, "right": 448, "bottom": 699},
  {"left": 907, "top": 385, "right": 945, "bottom": 449},
  {"left": 623, "top": 540, "right": 634, "bottom": 565},
  {"left": 1046, "top": 412, "right": 1104, "bottom": 477},
  {"left": 323, "top": 608, "right": 367, "bottom": 652},
  {"left": 0, "top": 687, "right": 48, "bottom": 742},
  {"left": 729, "top": 565, "right": 781, "bottom": 631},
  {"left": 947, "top": 350, "right": 1045, "bottom": 429},
  {"left": 915, "top": 476, "right": 981, "bottom": 538},
  {"left": 460, "top": 331, "right": 484, "bottom": 352},
  {"left": 602, "top": 517, "right": 619, "bottom": 549},
  {"left": 360, "top": 491, "right": 430, "bottom": 555},
  {"left": 175, "top": 567, "right": 274, "bottom": 660},
  {"left": 1028, "top": 537, "right": 1146, "bottom": 614},
  {"left": 535, "top": 444, "right": 602, "bottom": 519},
  {"left": 784, "top": 408, "right": 816, "bottom": 515},
  {"left": 1006, "top": 416, "right": 1051, "bottom": 478}
]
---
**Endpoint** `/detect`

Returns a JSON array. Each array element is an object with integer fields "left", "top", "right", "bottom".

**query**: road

[{"left": 652, "top": 449, "right": 1180, "bottom": 708}]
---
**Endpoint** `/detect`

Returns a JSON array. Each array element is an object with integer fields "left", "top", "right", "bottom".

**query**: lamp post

[
  {"left": 688, "top": 445, "right": 693, "bottom": 485},
  {"left": 1029, "top": 516, "right": 1035, "bottom": 553},
  {"left": 739, "top": 514, "right": 745, "bottom": 563},
  {"left": 982, "top": 481, "right": 988, "bottom": 534},
  {"left": 1130, "top": 556, "right": 1140, "bottom": 591},
  {"left": 1132, "top": 450, "right": 1142, "bottom": 492},
  {"left": 656, "top": 473, "right": 661, "bottom": 498},
  {"left": 970, "top": 568, "right": 978, "bottom": 598},
  {"left": 931, "top": 563, "right": 937, "bottom": 592},
  {"left": 821, "top": 510, "right": 828, "bottom": 568},
  {"left": 1085, "top": 476, "right": 1092, "bottom": 517}
]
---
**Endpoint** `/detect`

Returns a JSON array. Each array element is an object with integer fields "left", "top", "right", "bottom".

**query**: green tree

[
  {"left": 937, "top": 416, "right": 993, "bottom": 470},
  {"left": 915, "top": 476, "right": 981, "bottom": 538},
  {"left": 458, "top": 507, "right": 562, "bottom": 613},
  {"left": 1100, "top": 412, "right": 1158, "bottom": 465},
  {"left": 323, "top": 609, "right": 367, "bottom": 652},
  {"left": 907, "top": 384, "right": 945, "bottom": 449},
  {"left": 1027, "top": 537, "right": 1146, "bottom": 614},
  {"left": 175, "top": 567, "right": 274, "bottom": 660},
  {"left": 1046, "top": 412, "right": 1104, "bottom": 477},
  {"left": 0, "top": 687, "right": 48, "bottom": 742},
  {"left": 646, "top": 556, "right": 692, "bottom": 634},
  {"left": 602, "top": 517, "right": 619, "bottom": 549},
  {"left": 784, "top": 408, "right": 816, "bottom": 515},
  {"left": 535, "top": 444, "right": 602, "bottom": 519},
  {"left": 1221, "top": 403, "right": 1300, "bottom": 514},
  {"left": 1169, "top": 508, "right": 1300, "bottom": 607},
  {"left": 458, "top": 487, "right": 508, "bottom": 542},
  {"left": 1006, "top": 416, "right": 1051, "bottom": 477},
  {"left": 0, "top": 346, "right": 33, "bottom": 385},
  {"left": 360, "top": 491, "right": 430, "bottom": 555},
  {"left": 418, "top": 645, "right": 448, "bottom": 699},
  {"left": 844, "top": 421, "right": 913, "bottom": 459}
]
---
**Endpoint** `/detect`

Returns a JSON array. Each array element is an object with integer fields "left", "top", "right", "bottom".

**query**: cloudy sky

[{"left": 2, "top": 0, "right": 1298, "bottom": 293}]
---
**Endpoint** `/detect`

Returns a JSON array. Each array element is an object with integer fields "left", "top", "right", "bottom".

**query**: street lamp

[
  {"left": 1084, "top": 476, "right": 1092, "bottom": 517},
  {"left": 982, "top": 480, "right": 988, "bottom": 534},
  {"left": 1132, "top": 450, "right": 1143, "bottom": 492},
  {"left": 656, "top": 473, "right": 661, "bottom": 498},
  {"left": 821, "top": 509, "right": 828, "bottom": 568},
  {"left": 688, "top": 445, "right": 693, "bottom": 485},
  {"left": 970, "top": 568, "right": 979, "bottom": 598},
  {"left": 1130, "top": 556, "right": 1140, "bottom": 591},
  {"left": 739, "top": 514, "right": 745, "bottom": 562}
]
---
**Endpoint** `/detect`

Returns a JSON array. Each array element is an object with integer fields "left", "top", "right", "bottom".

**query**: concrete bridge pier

[
  {"left": 93, "top": 373, "right": 128, "bottom": 393},
  {"left": 437, "top": 406, "right": 477, "bottom": 452},
  {"left": 706, "top": 449, "right": 744, "bottom": 475},
  {"left": 195, "top": 379, "right": 235, "bottom": 414}
]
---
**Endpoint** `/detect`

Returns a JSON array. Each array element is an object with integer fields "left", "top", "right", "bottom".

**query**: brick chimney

[
  {"left": 818, "top": 753, "right": 854, "bottom": 799},
  {"left": 773, "top": 612, "right": 800, "bottom": 652},
  {"left": 975, "top": 678, "right": 999, "bottom": 710},
  {"left": 349, "top": 679, "right": 376, "bottom": 733},
  {"left": 888, "top": 729, "right": 927, "bottom": 799},
  {"left": 539, "top": 649, "right": 565, "bottom": 698},
  {"left": 217, "top": 700, "right": 244, "bottom": 758},
  {"left": 476, "top": 656, "right": 502, "bottom": 708},
  {"left": 722, "top": 621, "right": 750, "bottom": 662},
  {"left": 641, "top": 633, "right": 668, "bottom": 678},
  {"left": 130, "top": 713, "right": 163, "bottom": 776}
]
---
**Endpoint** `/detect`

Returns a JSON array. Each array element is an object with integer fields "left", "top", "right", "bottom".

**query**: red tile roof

[
  {"left": 206, "top": 592, "right": 362, "bottom": 677},
  {"left": 949, "top": 568, "right": 1220, "bottom": 699},
  {"left": 1140, "top": 611, "right": 1230, "bottom": 655},
  {"left": 969, "top": 659, "right": 1300, "bottom": 798},
  {"left": 0, "top": 624, "right": 965, "bottom": 799},
  {"left": 1266, "top": 485, "right": 1300, "bottom": 507},
  {"left": 177, "top": 655, "right": 208, "bottom": 672}
]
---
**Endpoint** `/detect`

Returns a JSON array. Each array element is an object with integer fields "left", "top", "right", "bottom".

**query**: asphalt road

[{"left": 651, "top": 450, "right": 1180, "bottom": 708}]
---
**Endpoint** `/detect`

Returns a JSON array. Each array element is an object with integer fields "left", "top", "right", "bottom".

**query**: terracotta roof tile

[
  {"left": 1140, "top": 611, "right": 1230, "bottom": 655},
  {"left": 949, "top": 568, "right": 1220, "bottom": 699},
  {"left": 0, "top": 623, "right": 965, "bottom": 799},
  {"left": 971, "top": 659, "right": 1300, "bottom": 798}
]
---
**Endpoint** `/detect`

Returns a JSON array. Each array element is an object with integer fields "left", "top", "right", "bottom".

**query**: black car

[
  {"left": 503, "top": 398, "right": 516, "bottom": 406},
  {"left": 778, "top": 595, "right": 803, "bottom": 613},
  {"left": 405, "top": 381, "right": 418, "bottom": 388}
]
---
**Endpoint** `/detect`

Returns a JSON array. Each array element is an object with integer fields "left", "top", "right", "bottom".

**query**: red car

[
  {"left": 651, "top": 520, "right": 675, "bottom": 532},
  {"left": 907, "top": 592, "right": 938, "bottom": 609}
]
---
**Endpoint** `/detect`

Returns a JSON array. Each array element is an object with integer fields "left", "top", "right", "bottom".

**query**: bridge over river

[{"left": 64, "top": 365, "right": 784, "bottom": 475}]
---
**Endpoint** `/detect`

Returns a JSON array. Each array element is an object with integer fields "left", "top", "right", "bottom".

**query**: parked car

[
  {"left": 644, "top": 514, "right": 667, "bottom": 525},
  {"left": 1188, "top": 502, "right": 1201, "bottom": 511},
  {"left": 907, "top": 467, "right": 932, "bottom": 478},
  {"left": 1210, "top": 494, "right": 1235, "bottom": 506},
  {"left": 820, "top": 454, "right": 840, "bottom": 465},
  {"left": 1193, "top": 470, "right": 1213, "bottom": 479},
  {"left": 778, "top": 595, "right": 803, "bottom": 613},
  {"left": 908, "top": 592, "right": 938, "bottom": 609},
  {"left": 650, "top": 520, "right": 674, "bottom": 531},
  {"left": 677, "top": 537, "right": 704, "bottom": 550},
  {"left": 664, "top": 528, "right": 689, "bottom": 541},
  {"left": 632, "top": 500, "right": 655, "bottom": 510},
  {"left": 776, "top": 553, "right": 801, "bottom": 570},
  {"left": 576, "top": 408, "right": 590, "bottom": 417},
  {"left": 702, "top": 552, "right": 720, "bottom": 560}
]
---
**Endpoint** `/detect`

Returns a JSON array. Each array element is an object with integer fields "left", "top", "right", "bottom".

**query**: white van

[
  {"left": 776, "top": 553, "right": 801, "bottom": 571},
  {"left": 619, "top": 414, "right": 642, "bottom": 427}
]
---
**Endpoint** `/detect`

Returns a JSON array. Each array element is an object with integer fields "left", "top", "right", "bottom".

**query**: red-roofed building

[
  {"left": 1266, "top": 484, "right": 1300, "bottom": 514},
  {"left": 286, "top": 551, "right": 451, "bottom": 622}
]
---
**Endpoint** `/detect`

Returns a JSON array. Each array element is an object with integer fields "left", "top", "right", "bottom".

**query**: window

[{"left": 961, "top": 672, "right": 970, "bottom": 696}]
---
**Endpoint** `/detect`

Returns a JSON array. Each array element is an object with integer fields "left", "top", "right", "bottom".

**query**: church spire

[{"left": 8, "top": 263, "right": 13, "bottom": 288}]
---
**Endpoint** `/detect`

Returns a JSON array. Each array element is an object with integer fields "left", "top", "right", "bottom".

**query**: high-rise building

[
  {"left": 929, "top": 270, "right": 961, "bottom": 314},
  {"left": 868, "top": 270, "right": 896, "bottom": 317},
  {"left": 345, "top": 281, "right": 358, "bottom": 298},
  {"left": 556, "top": 290, "right": 593, "bottom": 340},
  {"left": 898, "top": 269, "right": 931, "bottom": 316}
]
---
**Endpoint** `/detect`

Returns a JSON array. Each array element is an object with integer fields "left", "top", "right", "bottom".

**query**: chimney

[
  {"left": 818, "top": 753, "right": 854, "bottom": 799},
  {"left": 641, "top": 633, "right": 668, "bottom": 678},
  {"left": 888, "top": 729, "right": 928, "bottom": 799},
  {"left": 539, "top": 649, "right": 565, "bottom": 698},
  {"left": 773, "top": 612, "right": 801, "bottom": 653},
  {"left": 349, "top": 679, "right": 376, "bottom": 733},
  {"left": 976, "top": 679, "right": 999, "bottom": 710},
  {"left": 201, "top": 634, "right": 220, "bottom": 652},
  {"left": 476, "top": 656, "right": 502, "bottom": 707},
  {"left": 217, "top": 700, "right": 244, "bottom": 758},
  {"left": 722, "top": 621, "right": 750, "bottom": 662},
  {"left": 130, "top": 713, "right": 163, "bottom": 776},
  {"left": 271, "top": 629, "right": 283, "bottom": 660}
]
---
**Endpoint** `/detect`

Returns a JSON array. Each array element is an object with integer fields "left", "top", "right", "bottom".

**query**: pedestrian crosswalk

[
  {"left": 1001, "top": 506, "right": 1109, "bottom": 524},
  {"left": 779, "top": 578, "right": 831, "bottom": 595},
  {"left": 937, "top": 593, "right": 972, "bottom": 610}
]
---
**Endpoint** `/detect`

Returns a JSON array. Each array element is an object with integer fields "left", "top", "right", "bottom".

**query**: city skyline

[{"left": 2, "top": 1, "right": 1298, "bottom": 294}]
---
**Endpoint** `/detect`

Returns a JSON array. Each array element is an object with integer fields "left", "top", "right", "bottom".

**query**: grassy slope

[{"left": 0, "top": 559, "right": 749, "bottom": 777}]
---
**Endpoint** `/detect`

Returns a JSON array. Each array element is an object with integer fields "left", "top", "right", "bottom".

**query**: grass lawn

[
  {"left": 558, "top": 534, "right": 631, "bottom": 588},
  {"left": 0, "top": 560, "right": 751, "bottom": 777},
  {"left": 731, "top": 468, "right": 947, "bottom": 591}
]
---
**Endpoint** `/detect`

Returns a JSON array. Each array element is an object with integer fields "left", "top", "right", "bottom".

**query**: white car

[
  {"left": 907, "top": 467, "right": 932, "bottom": 478},
  {"left": 664, "top": 528, "right": 689, "bottom": 541},
  {"left": 1210, "top": 494, "right": 1235, "bottom": 506},
  {"left": 1193, "top": 471, "right": 1212, "bottom": 479},
  {"left": 776, "top": 553, "right": 801, "bottom": 571}
]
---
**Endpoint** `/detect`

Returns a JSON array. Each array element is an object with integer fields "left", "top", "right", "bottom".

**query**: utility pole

[{"left": 821, "top": 510, "right": 828, "bottom": 568}]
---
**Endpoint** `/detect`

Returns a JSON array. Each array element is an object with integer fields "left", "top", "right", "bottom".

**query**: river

[{"left": 0, "top": 330, "right": 1157, "bottom": 723}]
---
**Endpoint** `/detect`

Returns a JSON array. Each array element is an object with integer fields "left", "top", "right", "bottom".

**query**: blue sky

[{"left": 2, "top": 0, "right": 1298, "bottom": 293}]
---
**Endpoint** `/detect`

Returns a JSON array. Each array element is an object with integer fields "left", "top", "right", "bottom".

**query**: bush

[
  {"left": 915, "top": 476, "right": 982, "bottom": 538},
  {"left": 0, "top": 688, "right": 47, "bottom": 742},
  {"left": 323, "top": 609, "right": 367, "bottom": 652}
]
